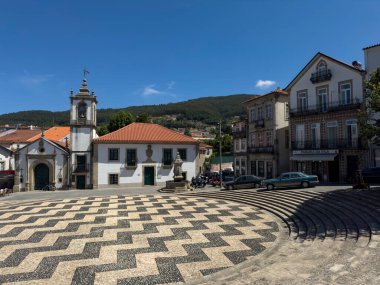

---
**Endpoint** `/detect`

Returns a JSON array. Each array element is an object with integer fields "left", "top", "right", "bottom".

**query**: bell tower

[{"left": 69, "top": 78, "right": 97, "bottom": 189}]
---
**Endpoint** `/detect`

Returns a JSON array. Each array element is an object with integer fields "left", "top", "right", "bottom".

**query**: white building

[
  {"left": 285, "top": 52, "right": 367, "bottom": 182},
  {"left": 13, "top": 137, "right": 70, "bottom": 191},
  {"left": 0, "top": 145, "right": 12, "bottom": 171},
  {"left": 93, "top": 122, "right": 199, "bottom": 188}
]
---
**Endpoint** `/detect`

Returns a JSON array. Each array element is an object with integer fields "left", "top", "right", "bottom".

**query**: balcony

[
  {"left": 70, "top": 119, "right": 93, "bottom": 126},
  {"left": 232, "top": 128, "right": 247, "bottom": 138},
  {"left": 290, "top": 98, "right": 362, "bottom": 117},
  {"left": 73, "top": 163, "right": 90, "bottom": 173},
  {"left": 310, "top": 69, "right": 332, "bottom": 84},
  {"left": 291, "top": 139, "right": 364, "bottom": 150},
  {"left": 248, "top": 145, "right": 274, "bottom": 154},
  {"left": 254, "top": 119, "right": 265, "bottom": 128}
]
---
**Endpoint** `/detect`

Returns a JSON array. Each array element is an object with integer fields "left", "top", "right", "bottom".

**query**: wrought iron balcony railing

[
  {"left": 248, "top": 145, "right": 274, "bottom": 153},
  {"left": 290, "top": 98, "right": 362, "bottom": 117},
  {"left": 291, "top": 138, "right": 364, "bottom": 150},
  {"left": 310, "top": 69, "right": 332, "bottom": 83},
  {"left": 232, "top": 129, "right": 247, "bottom": 138}
]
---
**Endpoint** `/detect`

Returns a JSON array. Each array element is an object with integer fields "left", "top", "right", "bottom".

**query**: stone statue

[{"left": 173, "top": 152, "right": 183, "bottom": 181}]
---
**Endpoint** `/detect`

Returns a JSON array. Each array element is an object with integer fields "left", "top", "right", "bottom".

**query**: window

[
  {"left": 266, "top": 162, "right": 273, "bottom": 179},
  {"left": 266, "top": 131, "right": 272, "bottom": 146},
  {"left": 235, "top": 140, "right": 240, "bottom": 152},
  {"left": 250, "top": 133, "right": 256, "bottom": 147},
  {"left": 311, "top": 123, "right": 320, "bottom": 148},
  {"left": 258, "top": 132, "right": 263, "bottom": 146},
  {"left": 178, "top": 148, "right": 187, "bottom": 160},
  {"left": 126, "top": 149, "right": 137, "bottom": 166},
  {"left": 109, "top": 174, "right": 119, "bottom": 185},
  {"left": 258, "top": 107, "right": 263, "bottom": 120},
  {"left": 250, "top": 108, "right": 256, "bottom": 122},
  {"left": 108, "top": 148, "right": 119, "bottom": 161},
  {"left": 241, "top": 139, "right": 246, "bottom": 151},
  {"left": 258, "top": 161, "right": 265, "bottom": 177},
  {"left": 163, "top": 149, "right": 173, "bottom": 166},
  {"left": 317, "top": 60, "right": 327, "bottom": 74},
  {"left": 250, "top": 160, "right": 257, "bottom": 176},
  {"left": 76, "top": 155, "right": 87, "bottom": 171},
  {"left": 317, "top": 87, "right": 328, "bottom": 112},
  {"left": 297, "top": 91, "right": 308, "bottom": 112},
  {"left": 78, "top": 102, "right": 87, "bottom": 119},
  {"left": 285, "top": 103, "right": 289, "bottom": 120},
  {"left": 241, "top": 159, "right": 246, "bottom": 175},
  {"left": 340, "top": 82, "right": 352, "bottom": 105},
  {"left": 346, "top": 119, "right": 358, "bottom": 147},
  {"left": 0, "top": 161, "right": 4, "bottom": 171},
  {"left": 296, "top": 124, "right": 305, "bottom": 148},
  {"left": 265, "top": 104, "right": 272, "bottom": 119},
  {"left": 327, "top": 121, "right": 338, "bottom": 148}
]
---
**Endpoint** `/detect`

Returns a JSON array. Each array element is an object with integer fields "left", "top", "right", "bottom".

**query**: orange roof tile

[
  {"left": 0, "top": 130, "right": 41, "bottom": 144},
  {"left": 29, "top": 126, "right": 70, "bottom": 142},
  {"left": 94, "top": 123, "right": 199, "bottom": 144}
]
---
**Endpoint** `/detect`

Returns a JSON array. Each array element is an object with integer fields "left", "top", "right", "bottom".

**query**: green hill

[{"left": 0, "top": 94, "right": 257, "bottom": 128}]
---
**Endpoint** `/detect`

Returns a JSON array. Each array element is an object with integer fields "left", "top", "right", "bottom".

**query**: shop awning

[{"left": 290, "top": 154, "right": 337, "bottom": 161}]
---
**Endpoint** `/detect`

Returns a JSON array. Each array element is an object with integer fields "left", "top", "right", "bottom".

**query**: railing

[
  {"left": 290, "top": 98, "right": 362, "bottom": 116},
  {"left": 73, "top": 163, "right": 90, "bottom": 172},
  {"left": 70, "top": 119, "right": 93, "bottom": 125},
  {"left": 253, "top": 119, "right": 265, "bottom": 128},
  {"left": 248, "top": 145, "right": 274, "bottom": 153},
  {"left": 310, "top": 69, "right": 332, "bottom": 83},
  {"left": 291, "top": 139, "right": 364, "bottom": 150},
  {"left": 232, "top": 129, "right": 247, "bottom": 138}
]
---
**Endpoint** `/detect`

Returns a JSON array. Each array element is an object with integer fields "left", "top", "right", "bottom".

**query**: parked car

[
  {"left": 361, "top": 167, "right": 380, "bottom": 184},
  {"left": 262, "top": 172, "right": 319, "bottom": 190},
  {"left": 223, "top": 175, "right": 262, "bottom": 190}
]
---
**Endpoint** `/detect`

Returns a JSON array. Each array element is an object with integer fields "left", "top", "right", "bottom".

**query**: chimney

[{"left": 352, "top": 61, "right": 362, "bottom": 70}]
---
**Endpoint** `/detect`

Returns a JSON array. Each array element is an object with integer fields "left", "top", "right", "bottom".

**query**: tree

[
  {"left": 136, "top": 112, "right": 150, "bottom": 123},
  {"left": 184, "top": 128, "right": 192, "bottom": 137},
  {"left": 108, "top": 111, "right": 135, "bottom": 132},
  {"left": 97, "top": 124, "right": 109, "bottom": 136},
  {"left": 359, "top": 67, "right": 380, "bottom": 144}
]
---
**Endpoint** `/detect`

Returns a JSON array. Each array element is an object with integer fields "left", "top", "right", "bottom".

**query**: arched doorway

[{"left": 34, "top": 163, "right": 49, "bottom": 190}]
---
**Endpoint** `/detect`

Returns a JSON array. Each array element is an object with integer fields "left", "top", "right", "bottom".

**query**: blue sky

[{"left": 0, "top": 0, "right": 379, "bottom": 114}]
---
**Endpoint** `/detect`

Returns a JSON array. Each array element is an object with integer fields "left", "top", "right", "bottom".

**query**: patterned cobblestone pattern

[{"left": 0, "top": 195, "right": 278, "bottom": 285}]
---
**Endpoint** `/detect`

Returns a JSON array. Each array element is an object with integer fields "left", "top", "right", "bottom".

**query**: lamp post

[{"left": 218, "top": 120, "right": 223, "bottom": 188}]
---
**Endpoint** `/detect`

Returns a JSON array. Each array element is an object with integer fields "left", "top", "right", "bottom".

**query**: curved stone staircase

[{"left": 182, "top": 188, "right": 380, "bottom": 285}]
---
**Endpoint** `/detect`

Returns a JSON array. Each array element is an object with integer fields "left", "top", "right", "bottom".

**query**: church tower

[{"left": 69, "top": 78, "right": 97, "bottom": 189}]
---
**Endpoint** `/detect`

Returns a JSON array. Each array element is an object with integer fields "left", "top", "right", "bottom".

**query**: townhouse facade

[
  {"left": 244, "top": 90, "right": 289, "bottom": 179},
  {"left": 232, "top": 117, "right": 248, "bottom": 176},
  {"left": 286, "top": 52, "right": 368, "bottom": 183}
]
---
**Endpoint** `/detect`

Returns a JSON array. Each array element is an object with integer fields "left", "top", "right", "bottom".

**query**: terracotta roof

[
  {"left": 199, "top": 142, "right": 213, "bottom": 149},
  {"left": 0, "top": 130, "right": 41, "bottom": 144},
  {"left": 29, "top": 126, "right": 70, "bottom": 142},
  {"left": 94, "top": 123, "right": 199, "bottom": 144},
  {"left": 363, "top": 43, "right": 380, "bottom": 50},
  {"left": 242, "top": 89, "right": 288, "bottom": 104}
]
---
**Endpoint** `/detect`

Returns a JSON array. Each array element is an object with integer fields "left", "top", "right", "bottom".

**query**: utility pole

[{"left": 219, "top": 119, "right": 223, "bottom": 188}]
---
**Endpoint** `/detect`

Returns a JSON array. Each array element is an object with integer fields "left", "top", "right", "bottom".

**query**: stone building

[{"left": 243, "top": 89, "right": 289, "bottom": 179}]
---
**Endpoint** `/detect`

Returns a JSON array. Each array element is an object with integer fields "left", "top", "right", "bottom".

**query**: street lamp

[{"left": 218, "top": 120, "right": 223, "bottom": 188}]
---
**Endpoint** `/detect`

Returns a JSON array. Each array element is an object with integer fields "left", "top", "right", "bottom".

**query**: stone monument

[{"left": 160, "top": 152, "right": 192, "bottom": 193}]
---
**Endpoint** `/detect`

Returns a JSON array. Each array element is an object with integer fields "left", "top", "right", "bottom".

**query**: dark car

[
  {"left": 362, "top": 167, "right": 380, "bottom": 184},
  {"left": 223, "top": 175, "right": 262, "bottom": 190}
]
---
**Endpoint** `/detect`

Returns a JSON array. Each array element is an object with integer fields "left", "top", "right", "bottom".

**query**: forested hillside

[{"left": 0, "top": 94, "right": 257, "bottom": 128}]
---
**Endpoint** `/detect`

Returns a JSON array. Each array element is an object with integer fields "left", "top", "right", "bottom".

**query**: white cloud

[
  {"left": 255, "top": 79, "right": 276, "bottom": 89},
  {"left": 167, "top": 81, "right": 176, "bottom": 90},
  {"left": 142, "top": 85, "right": 165, "bottom": 96}
]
